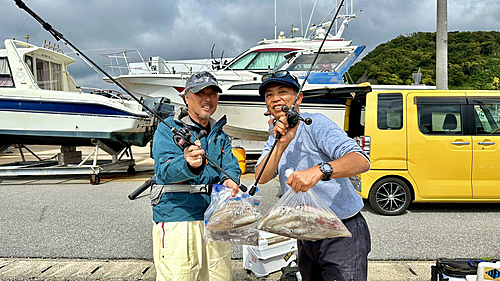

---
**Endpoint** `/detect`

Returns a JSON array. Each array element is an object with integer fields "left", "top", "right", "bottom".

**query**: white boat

[
  {"left": 0, "top": 39, "right": 154, "bottom": 149},
  {"left": 101, "top": 2, "right": 361, "bottom": 104},
  {"left": 98, "top": 5, "right": 365, "bottom": 140}
]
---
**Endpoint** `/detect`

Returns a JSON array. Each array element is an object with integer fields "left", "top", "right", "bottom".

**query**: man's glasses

[{"left": 261, "top": 70, "right": 298, "bottom": 83}]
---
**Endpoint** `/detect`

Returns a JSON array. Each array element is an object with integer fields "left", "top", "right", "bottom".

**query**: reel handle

[{"left": 197, "top": 130, "right": 207, "bottom": 139}]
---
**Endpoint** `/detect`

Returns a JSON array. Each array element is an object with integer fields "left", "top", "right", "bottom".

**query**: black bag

[
  {"left": 279, "top": 261, "right": 300, "bottom": 281},
  {"left": 431, "top": 258, "right": 497, "bottom": 281}
]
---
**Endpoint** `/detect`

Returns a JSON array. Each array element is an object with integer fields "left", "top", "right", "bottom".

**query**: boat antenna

[
  {"left": 13, "top": 16, "right": 29, "bottom": 40},
  {"left": 14, "top": 0, "right": 247, "bottom": 193},
  {"left": 248, "top": 0, "right": 346, "bottom": 196},
  {"left": 299, "top": 0, "right": 304, "bottom": 37},
  {"left": 304, "top": 0, "right": 318, "bottom": 38}
]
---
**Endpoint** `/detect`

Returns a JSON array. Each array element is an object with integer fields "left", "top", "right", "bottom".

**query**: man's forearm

[{"left": 329, "top": 152, "right": 370, "bottom": 179}]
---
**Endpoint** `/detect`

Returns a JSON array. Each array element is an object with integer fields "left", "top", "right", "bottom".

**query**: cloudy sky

[{"left": 2, "top": 0, "right": 500, "bottom": 90}]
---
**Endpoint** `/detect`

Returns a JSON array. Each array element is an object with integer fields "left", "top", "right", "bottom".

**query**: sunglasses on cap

[{"left": 261, "top": 70, "right": 299, "bottom": 83}]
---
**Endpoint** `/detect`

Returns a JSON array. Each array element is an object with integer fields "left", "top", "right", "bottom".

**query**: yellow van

[{"left": 306, "top": 85, "right": 500, "bottom": 215}]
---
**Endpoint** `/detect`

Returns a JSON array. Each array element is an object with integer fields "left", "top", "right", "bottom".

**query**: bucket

[{"left": 232, "top": 146, "right": 246, "bottom": 174}]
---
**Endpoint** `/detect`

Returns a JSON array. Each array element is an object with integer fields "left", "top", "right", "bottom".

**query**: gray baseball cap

[{"left": 183, "top": 71, "right": 222, "bottom": 95}]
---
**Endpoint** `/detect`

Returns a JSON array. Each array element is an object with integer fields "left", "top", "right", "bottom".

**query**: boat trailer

[{"left": 0, "top": 141, "right": 136, "bottom": 185}]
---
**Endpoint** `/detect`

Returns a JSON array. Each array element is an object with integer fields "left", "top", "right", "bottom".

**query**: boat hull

[
  {"left": 0, "top": 95, "right": 152, "bottom": 147},
  {"left": 213, "top": 93, "right": 347, "bottom": 141}
]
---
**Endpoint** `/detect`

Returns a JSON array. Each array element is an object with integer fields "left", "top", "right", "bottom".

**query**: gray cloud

[{"left": 2, "top": 0, "right": 499, "bottom": 90}]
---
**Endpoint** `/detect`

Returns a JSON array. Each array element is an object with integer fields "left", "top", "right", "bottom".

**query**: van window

[
  {"left": 417, "top": 104, "right": 463, "bottom": 135},
  {"left": 377, "top": 93, "right": 403, "bottom": 130},
  {"left": 470, "top": 98, "right": 500, "bottom": 134}
]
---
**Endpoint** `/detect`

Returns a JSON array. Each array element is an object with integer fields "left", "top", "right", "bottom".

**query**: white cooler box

[{"left": 242, "top": 231, "right": 298, "bottom": 277}]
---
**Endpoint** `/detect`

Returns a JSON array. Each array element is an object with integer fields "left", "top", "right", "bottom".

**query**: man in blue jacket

[{"left": 151, "top": 71, "right": 241, "bottom": 281}]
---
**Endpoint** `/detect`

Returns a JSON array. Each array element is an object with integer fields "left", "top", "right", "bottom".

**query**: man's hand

[
  {"left": 273, "top": 116, "right": 299, "bottom": 145},
  {"left": 223, "top": 179, "right": 240, "bottom": 197},
  {"left": 184, "top": 140, "right": 204, "bottom": 168},
  {"left": 286, "top": 166, "right": 323, "bottom": 192}
]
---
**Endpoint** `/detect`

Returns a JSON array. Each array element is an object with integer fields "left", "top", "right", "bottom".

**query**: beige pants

[{"left": 153, "top": 220, "right": 231, "bottom": 281}]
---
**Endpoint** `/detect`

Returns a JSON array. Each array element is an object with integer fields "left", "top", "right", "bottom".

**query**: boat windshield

[
  {"left": 285, "top": 52, "right": 350, "bottom": 72},
  {"left": 228, "top": 51, "right": 292, "bottom": 71},
  {"left": 0, "top": 57, "right": 14, "bottom": 87},
  {"left": 33, "top": 57, "right": 62, "bottom": 91}
]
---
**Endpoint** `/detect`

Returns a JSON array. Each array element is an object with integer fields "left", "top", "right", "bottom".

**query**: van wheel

[{"left": 368, "top": 178, "right": 411, "bottom": 215}]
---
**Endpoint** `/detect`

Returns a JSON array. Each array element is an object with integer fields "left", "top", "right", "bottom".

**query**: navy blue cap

[
  {"left": 259, "top": 72, "right": 300, "bottom": 96},
  {"left": 183, "top": 71, "right": 222, "bottom": 95}
]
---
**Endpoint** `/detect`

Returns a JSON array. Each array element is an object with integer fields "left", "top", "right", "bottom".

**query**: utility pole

[{"left": 436, "top": 0, "right": 448, "bottom": 90}]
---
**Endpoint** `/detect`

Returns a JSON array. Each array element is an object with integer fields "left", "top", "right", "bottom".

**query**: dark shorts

[{"left": 297, "top": 212, "right": 371, "bottom": 281}]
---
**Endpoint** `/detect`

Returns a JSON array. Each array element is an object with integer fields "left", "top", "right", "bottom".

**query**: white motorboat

[
  {"left": 0, "top": 39, "right": 154, "bottom": 149},
  {"left": 101, "top": 2, "right": 361, "bottom": 104}
]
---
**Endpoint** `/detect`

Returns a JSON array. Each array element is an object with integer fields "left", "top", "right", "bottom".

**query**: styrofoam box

[
  {"left": 242, "top": 231, "right": 298, "bottom": 277},
  {"left": 466, "top": 275, "right": 477, "bottom": 281},
  {"left": 477, "top": 262, "right": 500, "bottom": 281}
]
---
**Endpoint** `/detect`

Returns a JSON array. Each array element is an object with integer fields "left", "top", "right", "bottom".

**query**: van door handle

[
  {"left": 451, "top": 142, "right": 470, "bottom": 145},
  {"left": 478, "top": 142, "right": 495, "bottom": 145}
]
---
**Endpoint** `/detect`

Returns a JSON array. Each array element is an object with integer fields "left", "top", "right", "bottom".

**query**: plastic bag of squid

[
  {"left": 204, "top": 184, "right": 262, "bottom": 245},
  {"left": 256, "top": 187, "right": 351, "bottom": 241}
]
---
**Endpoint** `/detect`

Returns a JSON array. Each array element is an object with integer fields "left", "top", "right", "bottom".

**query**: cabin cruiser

[
  {"left": 0, "top": 39, "right": 155, "bottom": 150},
  {"left": 101, "top": 7, "right": 361, "bottom": 104}
]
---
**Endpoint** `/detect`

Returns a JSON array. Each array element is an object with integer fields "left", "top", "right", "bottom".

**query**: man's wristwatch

[{"left": 318, "top": 162, "right": 333, "bottom": 181}]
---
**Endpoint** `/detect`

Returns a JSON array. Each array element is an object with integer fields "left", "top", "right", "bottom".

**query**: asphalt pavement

[{"left": 1, "top": 145, "right": 499, "bottom": 280}]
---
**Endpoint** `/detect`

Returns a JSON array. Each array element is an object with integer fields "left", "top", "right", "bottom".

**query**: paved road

[{"left": 1, "top": 171, "right": 500, "bottom": 262}]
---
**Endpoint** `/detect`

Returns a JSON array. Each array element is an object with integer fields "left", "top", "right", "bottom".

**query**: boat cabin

[{"left": 0, "top": 39, "right": 80, "bottom": 93}]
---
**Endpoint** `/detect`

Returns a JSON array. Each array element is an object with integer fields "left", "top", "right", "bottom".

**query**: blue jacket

[{"left": 152, "top": 108, "right": 241, "bottom": 223}]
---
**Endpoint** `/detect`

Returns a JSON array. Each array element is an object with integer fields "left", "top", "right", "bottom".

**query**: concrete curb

[{"left": 0, "top": 258, "right": 435, "bottom": 280}]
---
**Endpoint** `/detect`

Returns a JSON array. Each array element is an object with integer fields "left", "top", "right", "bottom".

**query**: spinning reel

[
  {"left": 171, "top": 108, "right": 207, "bottom": 151},
  {"left": 173, "top": 108, "right": 247, "bottom": 192},
  {"left": 276, "top": 105, "right": 312, "bottom": 138}
]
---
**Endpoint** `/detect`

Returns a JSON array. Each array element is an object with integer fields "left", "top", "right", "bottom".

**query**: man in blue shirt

[
  {"left": 152, "top": 71, "right": 241, "bottom": 281},
  {"left": 255, "top": 71, "right": 371, "bottom": 281}
]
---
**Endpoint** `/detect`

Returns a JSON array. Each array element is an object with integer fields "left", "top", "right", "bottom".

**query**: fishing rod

[
  {"left": 14, "top": 0, "right": 247, "bottom": 193},
  {"left": 248, "top": 0, "right": 346, "bottom": 195}
]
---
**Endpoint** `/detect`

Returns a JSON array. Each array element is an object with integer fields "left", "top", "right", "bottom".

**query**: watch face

[
  {"left": 321, "top": 163, "right": 333, "bottom": 173},
  {"left": 319, "top": 162, "right": 333, "bottom": 181}
]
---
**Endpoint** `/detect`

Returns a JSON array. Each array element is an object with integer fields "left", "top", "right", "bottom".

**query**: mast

[{"left": 274, "top": 0, "right": 277, "bottom": 40}]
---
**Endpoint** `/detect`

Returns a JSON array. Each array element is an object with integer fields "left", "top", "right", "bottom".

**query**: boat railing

[
  {"left": 159, "top": 58, "right": 216, "bottom": 75},
  {"left": 79, "top": 86, "right": 127, "bottom": 104},
  {"left": 102, "top": 49, "right": 151, "bottom": 76},
  {"left": 102, "top": 49, "right": 222, "bottom": 76}
]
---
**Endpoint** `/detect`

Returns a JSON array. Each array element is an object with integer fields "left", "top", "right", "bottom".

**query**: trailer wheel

[
  {"left": 368, "top": 177, "right": 411, "bottom": 216},
  {"left": 90, "top": 174, "right": 100, "bottom": 185}
]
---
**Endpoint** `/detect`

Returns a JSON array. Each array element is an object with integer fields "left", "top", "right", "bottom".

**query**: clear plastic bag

[
  {"left": 204, "top": 184, "right": 262, "bottom": 245},
  {"left": 256, "top": 188, "right": 351, "bottom": 241}
]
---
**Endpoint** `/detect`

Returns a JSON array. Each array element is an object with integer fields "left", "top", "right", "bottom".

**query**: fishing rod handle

[{"left": 203, "top": 155, "right": 247, "bottom": 193}]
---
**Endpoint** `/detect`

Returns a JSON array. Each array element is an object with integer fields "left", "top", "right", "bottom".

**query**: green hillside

[{"left": 348, "top": 31, "right": 500, "bottom": 90}]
